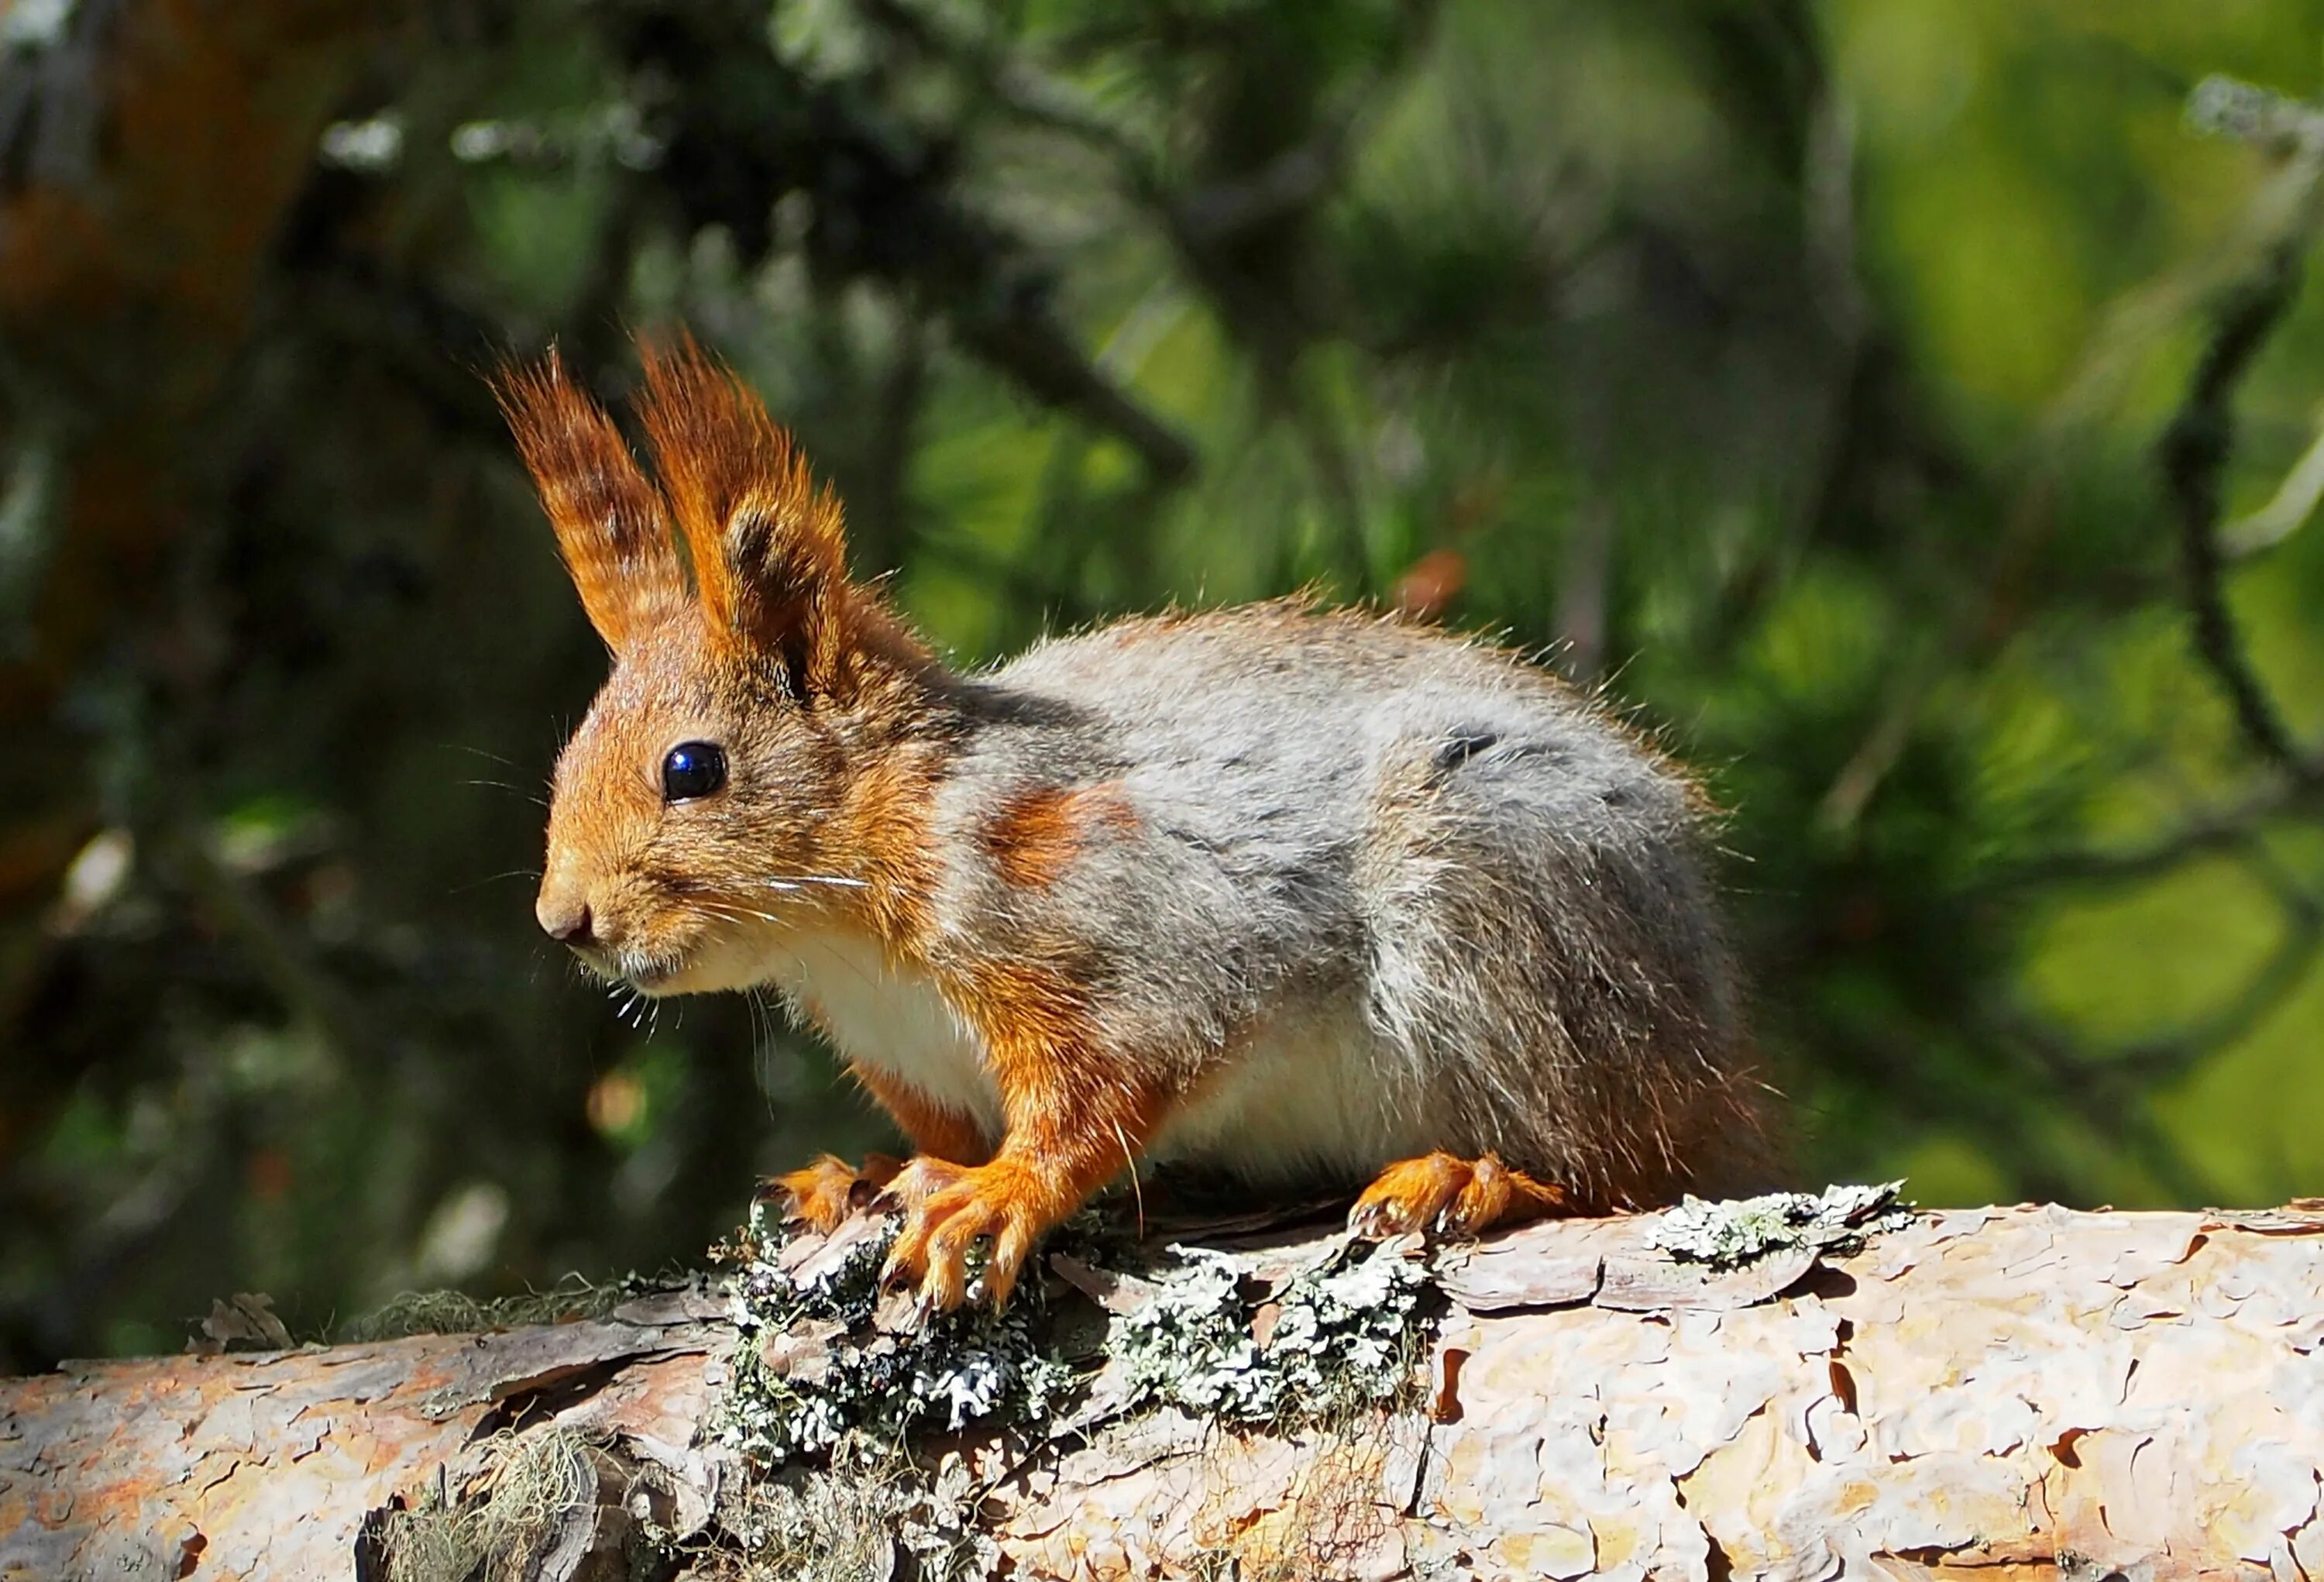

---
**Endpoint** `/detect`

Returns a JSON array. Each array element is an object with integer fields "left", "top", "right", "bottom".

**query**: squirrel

[{"left": 498, "top": 335, "right": 1775, "bottom": 1313}]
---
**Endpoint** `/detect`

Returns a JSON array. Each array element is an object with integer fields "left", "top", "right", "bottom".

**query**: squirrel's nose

[{"left": 537, "top": 894, "right": 594, "bottom": 946}]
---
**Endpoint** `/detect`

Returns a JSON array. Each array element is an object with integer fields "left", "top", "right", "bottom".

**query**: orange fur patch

[
  {"left": 977, "top": 781, "right": 1136, "bottom": 890},
  {"left": 766, "top": 1151, "right": 901, "bottom": 1233}
]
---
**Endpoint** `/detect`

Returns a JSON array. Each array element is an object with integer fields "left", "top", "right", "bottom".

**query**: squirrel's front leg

[
  {"left": 766, "top": 1062, "right": 993, "bottom": 1233},
  {"left": 880, "top": 995, "right": 1171, "bottom": 1312}
]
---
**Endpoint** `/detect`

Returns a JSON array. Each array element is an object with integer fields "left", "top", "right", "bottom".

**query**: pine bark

[{"left": 4, "top": 1202, "right": 2322, "bottom": 1581}]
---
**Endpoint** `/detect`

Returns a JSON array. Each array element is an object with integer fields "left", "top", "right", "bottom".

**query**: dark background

[{"left": 4, "top": 0, "right": 2323, "bottom": 1369}]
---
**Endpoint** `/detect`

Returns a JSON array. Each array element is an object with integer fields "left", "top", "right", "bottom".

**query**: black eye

[{"left": 661, "top": 741, "right": 727, "bottom": 803}]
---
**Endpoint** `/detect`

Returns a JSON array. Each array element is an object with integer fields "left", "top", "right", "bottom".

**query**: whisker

[
  {"left": 449, "top": 744, "right": 529, "bottom": 770},
  {"left": 692, "top": 899, "right": 788, "bottom": 927},
  {"left": 452, "top": 868, "right": 544, "bottom": 896},
  {"left": 747, "top": 989, "right": 779, "bottom": 1106},
  {"left": 456, "top": 778, "right": 549, "bottom": 810}
]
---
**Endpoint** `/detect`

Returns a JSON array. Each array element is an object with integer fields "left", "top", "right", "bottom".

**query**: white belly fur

[
  {"left": 1150, "top": 1002, "right": 1422, "bottom": 1182},
  {"left": 763, "top": 932, "right": 1418, "bottom": 1179},
  {"left": 762, "top": 927, "right": 1005, "bottom": 1137}
]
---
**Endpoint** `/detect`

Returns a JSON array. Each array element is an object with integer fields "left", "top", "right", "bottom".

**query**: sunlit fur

[{"left": 505, "top": 336, "right": 1777, "bottom": 1312}]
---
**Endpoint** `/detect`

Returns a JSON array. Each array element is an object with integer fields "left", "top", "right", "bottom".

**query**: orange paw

[
  {"left": 761, "top": 1152, "right": 902, "bottom": 1233},
  {"left": 880, "top": 1157, "right": 1054, "bottom": 1312},
  {"left": 875, "top": 1154, "right": 975, "bottom": 1210},
  {"left": 1348, "top": 1150, "right": 1574, "bottom": 1240}
]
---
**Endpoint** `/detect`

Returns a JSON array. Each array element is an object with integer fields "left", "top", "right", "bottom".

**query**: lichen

[
  {"left": 1642, "top": 1181, "right": 1913, "bottom": 1268},
  {"left": 716, "top": 1200, "right": 1077, "bottom": 1467},
  {"left": 708, "top": 1205, "right": 1434, "bottom": 1577},
  {"left": 716, "top": 1201, "right": 1439, "bottom": 1479},
  {"left": 693, "top": 1450, "right": 998, "bottom": 1582},
  {"left": 1114, "top": 1236, "right": 1433, "bottom": 1422}
]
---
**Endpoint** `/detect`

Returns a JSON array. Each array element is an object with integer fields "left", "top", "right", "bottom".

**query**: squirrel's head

[{"left": 497, "top": 338, "right": 931, "bottom": 996}]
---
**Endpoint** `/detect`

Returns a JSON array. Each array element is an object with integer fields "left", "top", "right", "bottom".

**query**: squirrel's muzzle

[{"left": 536, "top": 891, "right": 595, "bottom": 947}]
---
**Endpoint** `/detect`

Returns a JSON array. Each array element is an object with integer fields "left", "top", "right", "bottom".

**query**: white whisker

[{"left": 693, "top": 899, "right": 789, "bottom": 927}]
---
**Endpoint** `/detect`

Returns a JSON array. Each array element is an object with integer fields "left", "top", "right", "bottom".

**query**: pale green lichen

[
  {"left": 716, "top": 1201, "right": 1437, "bottom": 1477},
  {"left": 711, "top": 1213, "right": 1435, "bottom": 1580},
  {"left": 717, "top": 1200, "right": 1077, "bottom": 1467},
  {"left": 1114, "top": 1238, "right": 1432, "bottom": 1422},
  {"left": 1642, "top": 1181, "right": 1913, "bottom": 1268}
]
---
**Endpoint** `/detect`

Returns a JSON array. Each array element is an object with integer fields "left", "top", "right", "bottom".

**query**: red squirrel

[{"left": 500, "top": 337, "right": 1774, "bottom": 1313}]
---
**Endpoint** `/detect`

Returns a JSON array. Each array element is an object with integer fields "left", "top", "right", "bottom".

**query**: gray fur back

[{"left": 927, "top": 604, "right": 1768, "bottom": 1203}]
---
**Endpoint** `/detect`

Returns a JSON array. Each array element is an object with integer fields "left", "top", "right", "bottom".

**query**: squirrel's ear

[
  {"left": 493, "top": 349, "right": 686, "bottom": 655},
  {"left": 634, "top": 334, "right": 854, "bottom": 694}
]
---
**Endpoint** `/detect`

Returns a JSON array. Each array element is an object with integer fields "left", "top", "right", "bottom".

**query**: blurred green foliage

[{"left": 5, "top": 0, "right": 2324, "bottom": 1366}]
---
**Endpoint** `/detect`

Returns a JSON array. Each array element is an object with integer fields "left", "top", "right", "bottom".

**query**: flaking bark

[{"left": 4, "top": 1202, "right": 2322, "bottom": 1580}]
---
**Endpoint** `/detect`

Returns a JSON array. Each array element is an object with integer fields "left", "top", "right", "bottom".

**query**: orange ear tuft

[
  {"left": 633, "top": 334, "right": 853, "bottom": 690},
  {"left": 493, "top": 349, "right": 686, "bottom": 654}
]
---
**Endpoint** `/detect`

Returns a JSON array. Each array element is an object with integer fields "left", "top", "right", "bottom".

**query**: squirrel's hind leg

[{"left": 1348, "top": 1150, "right": 1587, "bottom": 1240}]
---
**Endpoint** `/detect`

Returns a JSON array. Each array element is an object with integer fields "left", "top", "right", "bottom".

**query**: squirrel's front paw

[
  {"left": 761, "top": 1153, "right": 902, "bottom": 1233},
  {"left": 879, "top": 1157, "right": 1052, "bottom": 1312}
]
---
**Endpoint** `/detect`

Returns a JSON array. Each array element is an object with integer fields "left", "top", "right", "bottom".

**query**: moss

[
  {"left": 343, "top": 1270, "right": 689, "bottom": 1341},
  {"left": 688, "top": 1450, "right": 999, "bottom": 1582},
  {"left": 1209, "top": 1418, "right": 1415, "bottom": 1582},
  {"left": 367, "top": 1429, "right": 605, "bottom": 1582}
]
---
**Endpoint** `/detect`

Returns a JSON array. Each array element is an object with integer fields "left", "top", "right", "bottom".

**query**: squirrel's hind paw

[
  {"left": 761, "top": 1152, "right": 902, "bottom": 1233},
  {"left": 1349, "top": 1150, "right": 1575, "bottom": 1240}
]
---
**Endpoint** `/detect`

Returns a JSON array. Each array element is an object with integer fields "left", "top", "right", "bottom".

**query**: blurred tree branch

[
  {"left": 2160, "top": 76, "right": 2324, "bottom": 782},
  {"left": 615, "top": 0, "right": 1195, "bottom": 481},
  {"left": 2161, "top": 234, "right": 2313, "bottom": 778}
]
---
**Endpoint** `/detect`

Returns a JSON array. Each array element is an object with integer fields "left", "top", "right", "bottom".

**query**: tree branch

[
  {"left": 6, "top": 1202, "right": 2324, "bottom": 1578},
  {"left": 2161, "top": 235, "right": 2312, "bottom": 776}
]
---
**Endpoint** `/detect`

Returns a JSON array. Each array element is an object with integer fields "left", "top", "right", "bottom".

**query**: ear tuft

[
  {"left": 493, "top": 349, "right": 686, "bottom": 653},
  {"left": 634, "top": 334, "right": 853, "bottom": 690}
]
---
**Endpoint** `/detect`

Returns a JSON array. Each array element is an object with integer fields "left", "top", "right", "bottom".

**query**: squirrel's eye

[{"left": 661, "top": 741, "right": 727, "bottom": 803}]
